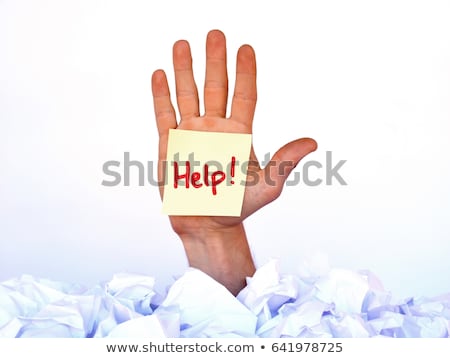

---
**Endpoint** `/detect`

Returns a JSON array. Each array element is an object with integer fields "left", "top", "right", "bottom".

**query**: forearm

[{"left": 178, "top": 223, "right": 255, "bottom": 296}]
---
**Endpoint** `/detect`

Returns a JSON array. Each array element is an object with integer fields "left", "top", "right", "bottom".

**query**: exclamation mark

[{"left": 230, "top": 156, "right": 236, "bottom": 184}]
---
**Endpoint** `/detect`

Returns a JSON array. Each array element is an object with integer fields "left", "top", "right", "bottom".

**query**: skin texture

[{"left": 151, "top": 30, "right": 317, "bottom": 295}]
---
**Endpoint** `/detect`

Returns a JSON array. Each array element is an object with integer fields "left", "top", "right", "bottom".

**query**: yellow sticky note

[{"left": 162, "top": 129, "right": 252, "bottom": 216}]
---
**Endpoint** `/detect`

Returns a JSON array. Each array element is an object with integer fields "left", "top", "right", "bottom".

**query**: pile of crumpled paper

[{"left": 1, "top": 260, "right": 449, "bottom": 338}]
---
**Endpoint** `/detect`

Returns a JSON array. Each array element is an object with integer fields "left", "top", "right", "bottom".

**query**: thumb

[{"left": 261, "top": 137, "right": 317, "bottom": 204}]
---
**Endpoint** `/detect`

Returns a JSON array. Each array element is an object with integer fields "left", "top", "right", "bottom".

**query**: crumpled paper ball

[{"left": 1, "top": 260, "right": 449, "bottom": 338}]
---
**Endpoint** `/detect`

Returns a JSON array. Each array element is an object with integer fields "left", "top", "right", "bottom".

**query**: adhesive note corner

[{"left": 162, "top": 129, "right": 252, "bottom": 216}]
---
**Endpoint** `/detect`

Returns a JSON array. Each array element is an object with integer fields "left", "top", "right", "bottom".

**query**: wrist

[{"left": 178, "top": 223, "right": 255, "bottom": 295}]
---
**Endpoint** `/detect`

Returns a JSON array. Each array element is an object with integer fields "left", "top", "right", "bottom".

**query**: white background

[{"left": 1, "top": 0, "right": 449, "bottom": 298}]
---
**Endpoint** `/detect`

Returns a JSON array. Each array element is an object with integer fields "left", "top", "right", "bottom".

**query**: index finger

[{"left": 230, "top": 45, "right": 257, "bottom": 127}]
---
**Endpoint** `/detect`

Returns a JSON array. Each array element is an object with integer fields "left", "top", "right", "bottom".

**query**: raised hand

[{"left": 151, "top": 30, "right": 316, "bottom": 295}]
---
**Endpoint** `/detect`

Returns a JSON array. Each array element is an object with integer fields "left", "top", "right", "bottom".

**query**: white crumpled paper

[{"left": 1, "top": 260, "right": 449, "bottom": 338}]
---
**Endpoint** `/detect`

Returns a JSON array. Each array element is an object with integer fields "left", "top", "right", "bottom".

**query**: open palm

[{"left": 152, "top": 30, "right": 317, "bottom": 238}]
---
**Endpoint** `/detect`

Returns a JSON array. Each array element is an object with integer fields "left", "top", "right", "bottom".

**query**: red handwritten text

[{"left": 174, "top": 156, "right": 236, "bottom": 196}]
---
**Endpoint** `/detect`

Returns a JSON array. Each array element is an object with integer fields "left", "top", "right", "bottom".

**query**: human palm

[{"left": 152, "top": 30, "right": 317, "bottom": 237}]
